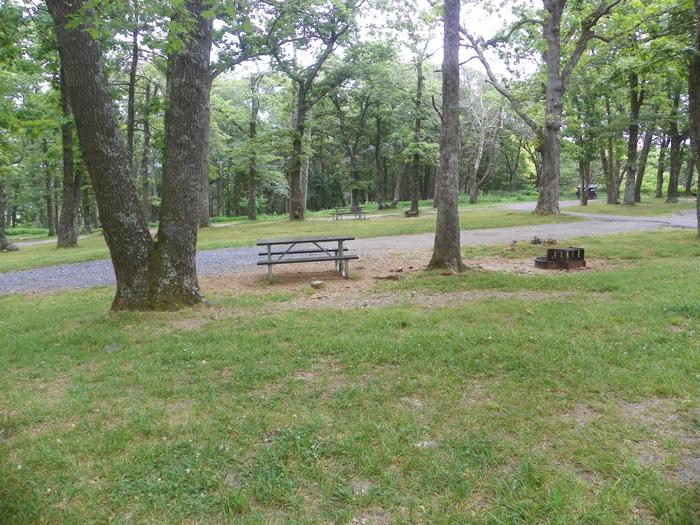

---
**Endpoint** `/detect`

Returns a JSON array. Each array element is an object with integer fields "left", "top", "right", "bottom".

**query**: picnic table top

[{"left": 256, "top": 235, "right": 355, "bottom": 246}]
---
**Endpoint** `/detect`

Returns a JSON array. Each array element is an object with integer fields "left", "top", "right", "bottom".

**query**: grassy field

[
  {"left": 562, "top": 198, "right": 697, "bottom": 216},
  {"left": 1, "top": 230, "right": 698, "bottom": 523},
  {"left": 0, "top": 208, "right": 578, "bottom": 273}
]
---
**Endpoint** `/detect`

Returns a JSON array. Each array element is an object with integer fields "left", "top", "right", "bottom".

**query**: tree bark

[
  {"left": 154, "top": 0, "right": 212, "bottom": 304},
  {"left": 288, "top": 87, "right": 307, "bottom": 220},
  {"left": 428, "top": 0, "right": 464, "bottom": 272},
  {"left": 622, "top": 72, "right": 643, "bottom": 205},
  {"left": 578, "top": 157, "right": 590, "bottom": 206},
  {"left": 634, "top": 123, "right": 654, "bottom": 202},
  {"left": 655, "top": 135, "right": 668, "bottom": 198},
  {"left": 57, "top": 65, "right": 82, "bottom": 248}
]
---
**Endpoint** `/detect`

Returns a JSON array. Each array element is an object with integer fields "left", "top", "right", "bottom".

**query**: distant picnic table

[
  {"left": 256, "top": 235, "right": 359, "bottom": 283},
  {"left": 332, "top": 206, "right": 367, "bottom": 220}
]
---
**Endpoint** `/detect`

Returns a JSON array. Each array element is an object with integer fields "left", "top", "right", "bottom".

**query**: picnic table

[
  {"left": 256, "top": 235, "right": 359, "bottom": 283},
  {"left": 332, "top": 206, "right": 367, "bottom": 220}
]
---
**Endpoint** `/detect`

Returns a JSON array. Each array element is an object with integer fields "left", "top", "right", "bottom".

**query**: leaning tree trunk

[
  {"left": 427, "top": 0, "right": 464, "bottom": 272},
  {"left": 47, "top": 0, "right": 153, "bottom": 308},
  {"left": 622, "top": 72, "right": 643, "bottom": 205},
  {"left": 57, "top": 65, "right": 82, "bottom": 248},
  {"left": 634, "top": 123, "right": 654, "bottom": 203}
]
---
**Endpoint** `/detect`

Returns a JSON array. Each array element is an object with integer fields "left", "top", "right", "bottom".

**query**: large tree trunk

[
  {"left": 154, "top": 0, "right": 212, "bottom": 304},
  {"left": 408, "top": 60, "right": 423, "bottom": 215},
  {"left": 288, "top": 88, "right": 306, "bottom": 220},
  {"left": 48, "top": 0, "right": 152, "bottom": 308},
  {"left": 390, "top": 170, "right": 402, "bottom": 207},
  {"left": 48, "top": 0, "right": 208, "bottom": 310},
  {"left": 622, "top": 73, "right": 643, "bottom": 205},
  {"left": 634, "top": 123, "right": 654, "bottom": 203},
  {"left": 655, "top": 135, "right": 668, "bottom": 198},
  {"left": 428, "top": 0, "right": 464, "bottom": 272},
  {"left": 692, "top": 0, "right": 700, "bottom": 238},
  {"left": 57, "top": 65, "right": 82, "bottom": 248},
  {"left": 534, "top": 1, "right": 564, "bottom": 215},
  {"left": 666, "top": 93, "right": 683, "bottom": 203},
  {"left": 578, "top": 157, "right": 590, "bottom": 206},
  {"left": 139, "top": 83, "right": 152, "bottom": 224}
]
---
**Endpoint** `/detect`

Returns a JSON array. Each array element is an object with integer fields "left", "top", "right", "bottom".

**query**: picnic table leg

[
  {"left": 338, "top": 241, "right": 343, "bottom": 274},
  {"left": 267, "top": 245, "right": 272, "bottom": 283}
]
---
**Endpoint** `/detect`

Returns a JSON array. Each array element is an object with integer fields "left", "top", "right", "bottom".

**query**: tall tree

[
  {"left": 428, "top": 0, "right": 464, "bottom": 272},
  {"left": 462, "top": 0, "right": 620, "bottom": 214},
  {"left": 270, "top": 0, "right": 359, "bottom": 220}
]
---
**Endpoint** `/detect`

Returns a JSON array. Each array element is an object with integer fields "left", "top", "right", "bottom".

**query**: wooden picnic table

[{"left": 256, "top": 235, "right": 358, "bottom": 283}]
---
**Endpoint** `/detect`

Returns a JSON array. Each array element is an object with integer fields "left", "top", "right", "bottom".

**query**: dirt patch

[
  {"left": 618, "top": 398, "right": 700, "bottom": 484},
  {"left": 350, "top": 478, "right": 375, "bottom": 496},
  {"left": 199, "top": 250, "right": 611, "bottom": 299},
  {"left": 563, "top": 404, "right": 600, "bottom": 426},
  {"left": 352, "top": 508, "right": 393, "bottom": 525},
  {"left": 164, "top": 399, "right": 196, "bottom": 427}
]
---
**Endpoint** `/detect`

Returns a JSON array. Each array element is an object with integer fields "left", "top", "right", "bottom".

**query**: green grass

[
  {"left": 562, "top": 198, "right": 696, "bottom": 216},
  {"left": 1, "top": 230, "right": 699, "bottom": 523},
  {"left": 0, "top": 208, "right": 578, "bottom": 273}
]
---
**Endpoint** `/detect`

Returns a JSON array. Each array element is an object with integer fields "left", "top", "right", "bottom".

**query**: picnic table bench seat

[{"left": 332, "top": 206, "right": 367, "bottom": 220}]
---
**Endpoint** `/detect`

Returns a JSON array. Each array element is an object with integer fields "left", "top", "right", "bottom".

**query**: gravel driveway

[{"left": 0, "top": 205, "right": 696, "bottom": 295}]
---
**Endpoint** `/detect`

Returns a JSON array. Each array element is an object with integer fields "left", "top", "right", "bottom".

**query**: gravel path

[{"left": 1, "top": 204, "right": 696, "bottom": 295}]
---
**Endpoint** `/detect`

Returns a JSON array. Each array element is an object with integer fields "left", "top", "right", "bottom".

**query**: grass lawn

[
  {"left": 1, "top": 230, "right": 699, "bottom": 523},
  {"left": 562, "top": 198, "right": 697, "bottom": 216},
  {"left": 0, "top": 208, "right": 578, "bottom": 274}
]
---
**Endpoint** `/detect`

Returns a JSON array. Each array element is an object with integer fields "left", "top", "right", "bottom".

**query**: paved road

[{"left": 1, "top": 203, "right": 696, "bottom": 295}]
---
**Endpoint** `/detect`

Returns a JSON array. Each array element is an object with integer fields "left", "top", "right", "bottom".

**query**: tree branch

[{"left": 460, "top": 27, "right": 540, "bottom": 134}]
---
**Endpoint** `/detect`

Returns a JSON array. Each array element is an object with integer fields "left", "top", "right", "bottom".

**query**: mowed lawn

[
  {"left": 0, "top": 208, "right": 578, "bottom": 273},
  {"left": 562, "top": 198, "right": 697, "bottom": 216},
  {"left": 1, "top": 231, "right": 699, "bottom": 523}
]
